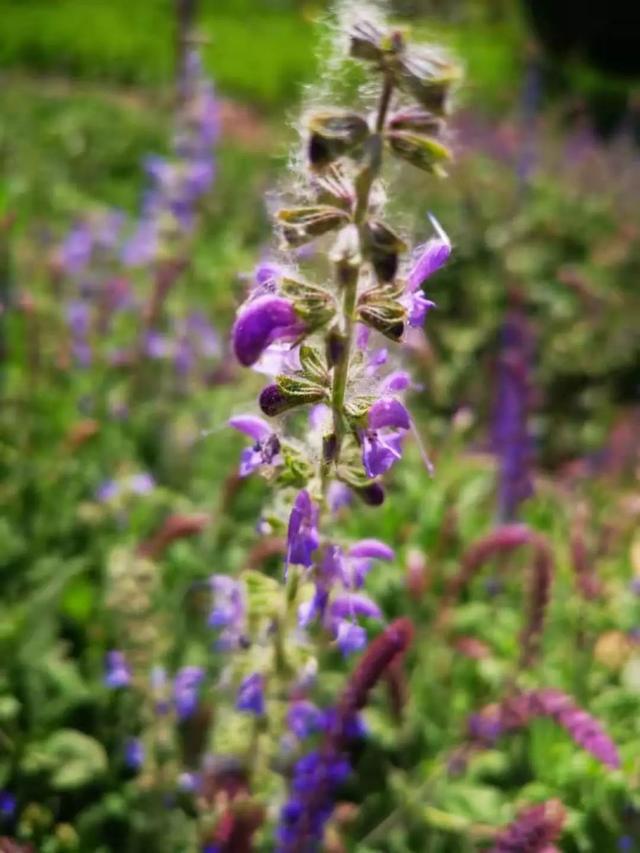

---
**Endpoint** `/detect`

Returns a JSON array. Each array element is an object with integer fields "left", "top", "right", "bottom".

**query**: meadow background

[{"left": 1, "top": 0, "right": 640, "bottom": 851}]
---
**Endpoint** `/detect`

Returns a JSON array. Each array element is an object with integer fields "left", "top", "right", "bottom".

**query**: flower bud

[
  {"left": 363, "top": 220, "right": 407, "bottom": 282},
  {"left": 277, "top": 205, "right": 350, "bottom": 247},
  {"left": 349, "top": 21, "right": 386, "bottom": 63},
  {"left": 355, "top": 482, "right": 385, "bottom": 506},
  {"left": 392, "top": 49, "right": 460, "bottom": 115},
  {"left": 357, "top": 298, "right": 406, "bottom": 342},
  {"left": 307, "top": 110, "right": 370, "bottom": 171},
  {"left": 259, "top": 375, "right": 327, "bottom": 417},
  {"left": 386, "top": 130, "right": 451, "bottom": 174}
]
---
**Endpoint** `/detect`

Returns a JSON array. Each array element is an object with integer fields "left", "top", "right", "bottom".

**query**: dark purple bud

[
  {"left": 356, "top": 482, "right": 385, "bottom": 505},
  {"left": 259, "top": 384, "right": 291, "bottom": 417}
]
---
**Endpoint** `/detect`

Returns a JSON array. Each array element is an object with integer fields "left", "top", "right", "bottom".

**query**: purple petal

[
  {"left": 335, "top": 621, "right": 368, "bottom": 655},
  {"left": 406, "top": 215, "right": 451, "bottom": 291},
  {"left": 229, "top": 415, "right": 272, "bottom": 442},
  {"left": 329, "top": 593, "right": 382, "bottom": 621},
  {"left": 368, "top": 398, "right": 410, "bottom": 431},
  {"left": 381, "top": 370, "right": 412, "bottom": 392},
  {"left": 232, "top": 295, "right": 300, "bottom": 366},
  {"left": 348, "top": 539, "right": 394, "bottom": 561}
]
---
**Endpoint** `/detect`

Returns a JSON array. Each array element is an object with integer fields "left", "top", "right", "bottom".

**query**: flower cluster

[
  {"left": 53, "top": 48, "right": 220, "bottom": 390},
  {"left": 468, "top": 688, "right": 620, "bottom": 770},
  {"left": 490, "top": 799, "right": 566, "bottom": 853},
  {"left": 221, "top": 9, "right": 458, "bottom": 847}
]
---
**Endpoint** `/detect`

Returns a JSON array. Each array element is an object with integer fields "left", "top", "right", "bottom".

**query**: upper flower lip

[
  {"left": 367, "top": 397, "right": 411, "bottom": 431},
  {"left": 231, "top": 294, "right": 301, "bottom": 366},
  {"left": 229, "top": 414, "right": 272, "bottom": 442}
]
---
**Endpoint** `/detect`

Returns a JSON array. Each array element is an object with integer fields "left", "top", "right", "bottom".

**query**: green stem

[{"left": 327, "top": 75, "right": 394, "bottom": 482}]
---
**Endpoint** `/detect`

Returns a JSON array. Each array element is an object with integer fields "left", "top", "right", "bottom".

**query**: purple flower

[
  {"left": 406, "top": 214, "right": 451, "bottom": 291},
  {"left": 327, "top": 482, "right": 352, "bottom": 513},
  {"left": 492, "top": 303, "right": 535, "bottom": 521},
  {"left": 276, "top": 748, "right": 350, "bottom": 852},
  {"left": 128, "top": 472, "right": 155, "bottom": 495},
  {"left": 144, "top": 330, "right": 171, "bottom": 359},
  {"left": 236, "top": 673, "right": 265, "bottom": 715},
  {"left": 0, "top": 791, "right": 16, "bottom": 820},
  {"left": 348, "top": 539, "right": 394, "bottom": 561},
  {"left": 121, "top": 221, "right": 158, "bottom": 267},
  {"left": 59, "top": 224, "right": 93, "bottom": 275},
  {"left": 490, "top": 800, "right": 566, "bottom": 853},
  {"left": 403, "top": 214, "right": 449, "bottom": 327},
  {"left": 208, "top": 575, "right": 245, "bottom": 650},
  {"left": 335, "top": 621, "right": 368, "bottom": 655},
  {"left": 229, "top": 415, "right": 281, "bottom": 477},
  {"left": 326, "top": 593, "right": 382, "bottom": 656},
  {"left": 368, "top": 397, "right": 411, "bottom": 430},
  {"left": 287, "top": 490, "right": 320, "bottom": 568},
  {"left": 96, "top": 479, "right": 119, "bottom": 503},
  {"left": 124, "top": 738, "right": 144, "bottom": 771},
  {"left": 287, "top": 701, "right": 324, "bottom": 739},
  {"left": 173, "top": 666, "right": 204, "bottom": 719},
  {"left": 361, "top": 398, "right": 410, "bottom": 478},
  {"left": 232, "top": 295, "right": 302, "bottom": 367},
  {"left": 66, "top": 300, "right": 91, "bottom": 337},
  {"left": 104, "top": 651, "right": 131, "bottom": 688}
]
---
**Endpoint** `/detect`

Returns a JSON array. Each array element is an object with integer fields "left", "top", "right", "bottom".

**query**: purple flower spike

[
  {"left": 287, "top": 490, "right": 320, "bottom": 568},
  {"left": 368, "top": 398, "right": 410, "bottom": 430},
  {"left": 173, "top": 666, "right": 204, "bottom": 719},
  {"left": 348, "top": 539, "right": 394, "bottom": 561},
  {"left": 104, "top": 651, "right": 131, "bottom": 689},
  {"left": 406, "top": 213, "right": 451, "bottom": 291},
  {"left": 236, "top": 673, "right": 265, "bottom": 715},
  {"left": 232, "top": 295, "right": 301, "bottom": 366}
]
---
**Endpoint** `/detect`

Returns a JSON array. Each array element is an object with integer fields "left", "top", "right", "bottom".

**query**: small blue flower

[
  {"left": 236, "top": 673, "right": 265, "bottom": 716},
  {"left": 104, "top": 651, "right": 131, "bottom": 688},
  {"left": 0, "top": 791, "right": 16, "bottom": 820},
  {"left": 124, "top": 738, "right": 144, "bottom": 771},
  {"left": 173, "top": 666, "right": 204, "bottom": 719}
]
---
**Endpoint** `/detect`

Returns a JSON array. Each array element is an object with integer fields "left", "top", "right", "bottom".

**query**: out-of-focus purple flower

[
  {"left": 229, "top": 414, "right": 281, "bottom": 477},
  {"left": 177, "top": 771, "right": 200, "bottom": 793},
  {"left": 492, "top": 301, "right": 535, "bottom": 522},
  {"left": 208, "top": 575, "right": 246, "bottom": 650},
  {"left": 254, "top": 260, "right": 284, "bottom": 290},
  {"left": 128, "top": 472, "right": 155, "bottom": 495},
  {"left": 0, "top": 791, "right": 16, "bottom": 819},
  {"left": 59, "top": 224, "right": 93, "bottom": 275},
  {"left": 287, "top": 490, "right": 320, "bottom": 568},
  {"left": 104, "top": 650, "right": 131, "bottom": 688},
  {"left": 232, "top": 295, "right": 302, "bottom": 367},
  {"left": 327, "top": 482, "right": 352, "bottom": 513},
  {"left": 144, "top": 330, "right": 171, "bottom": 359},
  {"left": 361, "top": 397, "right": 410, "bottom": 478},
  {"left": 66, "top": 300, "right": 91, "bottom": 337},
  {"left": 276, "top": 748, "right": 350, "bottom": 852},
  {"left": 124, "top": 738, "right": 144, "bottom": 771},
  {"left": 121, "top": 221, "right": 159, "bottom": 267},
  {"left": 287, "top": 701, "right": 324, "bottom": 739},
  {"left": 348, "top": 539, "right": 394, "bottom": 561},
  {"left": 326, "top": 593, "right": 382, "bottom": 656},
  {"left": 406, "top": 214, "right": 451, "bottom": 291},
  {"left": 381, "top": 370, "right": 412, "bottom": 393},
  {"left": 403, "top": 214, "right": 449, "bottom": 327},
  {"left": 236, "top": 673, "right": 265, "bottom": 715},
  {"left": 490, "top": 800, "right": 566, "bottom": 853},
  {"left": 173, "top": 666, "right": 204, "bottom": 719},
  {"left": 96, "top": 480, "right": 119, "bottom": 502}
]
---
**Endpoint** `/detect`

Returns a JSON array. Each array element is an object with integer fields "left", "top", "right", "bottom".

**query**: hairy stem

[{"left": 328, "top": 75, "right": 394, "bottom": 478}]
